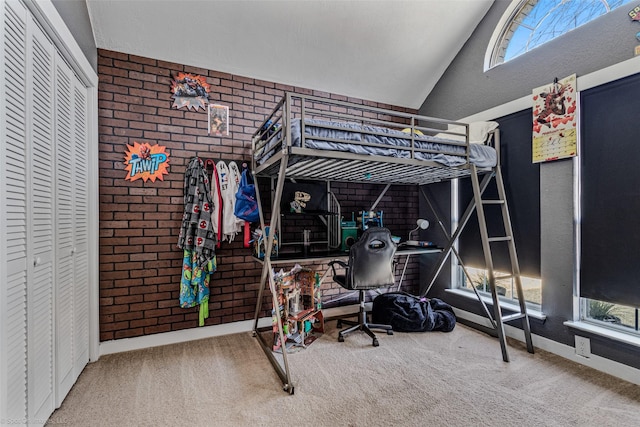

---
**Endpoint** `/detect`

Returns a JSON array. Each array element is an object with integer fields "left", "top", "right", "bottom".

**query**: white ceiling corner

[{"left": 86, "top": 0, "right": 494, "bottom": 109}]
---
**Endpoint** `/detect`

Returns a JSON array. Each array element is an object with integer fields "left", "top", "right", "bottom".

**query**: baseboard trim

[
  {"left": 454, "top": 309, "right": 640, "bottom": 386},
  {"left": 99, "top": 305, "right": 357, "bottom": 357}
]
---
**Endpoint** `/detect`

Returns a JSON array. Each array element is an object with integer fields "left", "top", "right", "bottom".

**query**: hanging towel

[
  {"left": 217, "top": 160, "right": 239, "bottom": 242},
  {"left": 178, "top": 157, "right": 217, "bottom": 324},
  {"left": 228, "top": 161, "right": 245, "bottom": 235}
]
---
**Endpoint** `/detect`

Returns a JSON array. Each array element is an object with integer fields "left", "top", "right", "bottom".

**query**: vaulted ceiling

[{"left": 87, "top": 0, "right": 494, "bottom": 109}]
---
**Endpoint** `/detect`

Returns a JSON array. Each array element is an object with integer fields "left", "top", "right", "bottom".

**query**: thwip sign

[{"left": 124, "top": 141, "right": 170, "bottom": 182}]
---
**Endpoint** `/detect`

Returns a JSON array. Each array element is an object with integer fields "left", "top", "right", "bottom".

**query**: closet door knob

[
  {"left": 34, "top": 257, "right": 41, "bottom": 266},
  {"left": 71, "top": 247, "right": 76, "bottom": 254}
]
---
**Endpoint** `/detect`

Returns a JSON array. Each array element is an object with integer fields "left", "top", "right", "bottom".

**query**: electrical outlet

[{"left": 575, "top": 335, "right": 591, "bottom": 358}]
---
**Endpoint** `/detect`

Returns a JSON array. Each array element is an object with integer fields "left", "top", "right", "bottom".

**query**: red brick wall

[{"left": 98, "top": 49, "right": 421, "bottom": 341}]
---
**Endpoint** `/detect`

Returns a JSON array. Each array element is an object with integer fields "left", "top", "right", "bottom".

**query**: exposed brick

[
  {"left": 144, "top": 325, "right": 172, "bottom": 335},
  {"left": 98, "top": 49, "right": 419, "bottom": 342},
  {"left": 115, "top": 328, "right": 144, "bottom": 339}
]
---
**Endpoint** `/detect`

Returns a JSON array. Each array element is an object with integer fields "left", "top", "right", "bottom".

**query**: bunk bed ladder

[{"left": 470, "top": 164, "right": 534, "bottom": 362}]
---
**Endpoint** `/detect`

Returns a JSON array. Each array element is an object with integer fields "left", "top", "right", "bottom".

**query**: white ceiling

[{"left": 87, "top": 0, "right": 494, "bottom": 109}]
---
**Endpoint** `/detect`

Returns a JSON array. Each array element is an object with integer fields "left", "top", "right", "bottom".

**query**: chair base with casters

[{"left": 336, "top": 289, "right": 393, "bottom": 347}]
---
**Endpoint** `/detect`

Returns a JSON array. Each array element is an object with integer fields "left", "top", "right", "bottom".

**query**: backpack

[{"left": 234, "top": 168, "right": 260, "bottom": 223}]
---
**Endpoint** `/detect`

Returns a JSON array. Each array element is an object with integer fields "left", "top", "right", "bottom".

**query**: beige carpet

[{"left": 48, "top": 322, "right": 640, "bottom": 426}]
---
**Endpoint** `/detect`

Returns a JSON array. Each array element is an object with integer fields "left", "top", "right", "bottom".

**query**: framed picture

[{"left": 208, "top": 104, "right": 229, "bottom": 136}]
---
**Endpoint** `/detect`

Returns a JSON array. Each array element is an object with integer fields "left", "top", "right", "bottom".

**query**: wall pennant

[
  {"left": 171, "top": 72, "right": 210, "bottom": 111},
  {"left": 124, "top": 141, "right": 170, "bottom": 182}
]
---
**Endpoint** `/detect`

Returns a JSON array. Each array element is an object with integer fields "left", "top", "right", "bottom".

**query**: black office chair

[{"left": 329, "top": 227, "right": 397, "bottom": 346}]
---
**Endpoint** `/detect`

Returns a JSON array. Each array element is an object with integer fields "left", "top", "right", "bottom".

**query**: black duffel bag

[{"left": 372, "top": 292, "right": 456, "bottom": 332}]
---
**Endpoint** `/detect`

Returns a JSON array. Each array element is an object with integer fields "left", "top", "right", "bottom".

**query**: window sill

[
  {"left": 564, "top": 321, "right": 640, "bottom": 348},
  {"left": 445, "top": 288, "right": 547, "bottom": 321}
]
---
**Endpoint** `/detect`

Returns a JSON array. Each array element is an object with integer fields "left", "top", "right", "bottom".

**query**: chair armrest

[{"left": 328, "top": 260, "right": 348, "bottom": 276}]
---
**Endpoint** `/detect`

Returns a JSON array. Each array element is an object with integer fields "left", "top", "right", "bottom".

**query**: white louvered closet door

[
  {"left": 1, "top": 0, "right": 92, "bottom": 424},
  {"left": 71, "top": 73, "right": 90, "bottom": 385},
  {"left": 54, "top": 53, "right": 76, "bottom": 403},
  {"left": 26, "top": 11, "right": 55, "bottom": 422},
  {"left": 1, "top": 0, "right": 29, "bottom": 422},
  {"left": 54, "top": 54, "right": 91, "bottom": 404}
]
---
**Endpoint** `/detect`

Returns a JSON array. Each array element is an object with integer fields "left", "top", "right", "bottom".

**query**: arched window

[{"left": 486, "top": 0, "right": 634, "bottom": 69}]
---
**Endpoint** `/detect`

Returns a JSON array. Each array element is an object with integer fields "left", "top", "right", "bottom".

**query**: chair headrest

[{"left": 347, "top": 227, "right": 396, "bottom": 289}]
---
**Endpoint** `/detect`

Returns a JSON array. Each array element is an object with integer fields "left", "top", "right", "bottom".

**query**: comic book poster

[
  {"left": 208, "top": 104, "right": 229, "bottom": 136},
  {"left": 532, "top": 74, "right": 577, "bottom": 163},
  {"left": 170, "top": 73, "right": 210, "bottom": 111}
]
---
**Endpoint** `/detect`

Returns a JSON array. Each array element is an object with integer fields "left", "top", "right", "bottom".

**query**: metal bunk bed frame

[{"left": 250, "top": 93, "right": 534, "bottom": 394}]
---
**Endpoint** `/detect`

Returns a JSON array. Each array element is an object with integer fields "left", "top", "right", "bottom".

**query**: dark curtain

[
  {"left": 580, "top": 72, "right": 640, "bottom": 307},
  {"left": 458, "top": 109, "right": 541, "bottom": 278}
]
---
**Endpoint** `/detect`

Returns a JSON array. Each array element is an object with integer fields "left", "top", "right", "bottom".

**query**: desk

[
  {"left": 253, "top": 245, "right": 440, "bottom": 263},
  {"left": 253, "top": 245, "right": 441, "bottom": 288},
  {"left": 394, "top": 245, "right": 441, "bottom": 291}
]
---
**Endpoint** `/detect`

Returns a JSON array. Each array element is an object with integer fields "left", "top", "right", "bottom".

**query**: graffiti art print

[
  {"left": 124, "top": 141, "right": 170, "bottom": 182},
  {"left": 532, "top": 74, "right": 577, "bottom": 163},
  {"left": 171, "top": 73, "right": 210, "bottom": 111}
]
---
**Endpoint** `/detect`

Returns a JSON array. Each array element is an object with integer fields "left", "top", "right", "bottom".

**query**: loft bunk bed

[{"left": 250, "top": 93, "right": 534, "bottom": 394}]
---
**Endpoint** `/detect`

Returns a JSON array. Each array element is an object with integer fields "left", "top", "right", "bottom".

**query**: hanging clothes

[
  {"left": 217, "top": 160, "right": 239, "bottom": 242},
  {"left": 227, "top": 161, "right": 245, "bottom": 236},
  {"left": 178, "top": 157, "right": 217, "bottom": 325},
  {"left": 206, "top": 159, "right": 223, "bottom": 248},
  {"left": 179, "top": 250, "right": 216, "bottom": 326}
]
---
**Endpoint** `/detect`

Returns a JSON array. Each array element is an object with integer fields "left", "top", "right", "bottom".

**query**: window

[
  {"left": 454, "top": 110, "right": 541, "bottom": 309},
  {"left": 582, "top": 298, "right": 640, "bottom": 335},
  {"left": 458, "top": 266, "right": 542, "bottom": 307},
  {"left": 487, "top": 0, "right": 633, "bottom": 68},
  {"left": 579, "top": 63, "right": 640, "bottom": 340},
  {"left": 580, "top": 73, "right": 640, "bottom": 309}
]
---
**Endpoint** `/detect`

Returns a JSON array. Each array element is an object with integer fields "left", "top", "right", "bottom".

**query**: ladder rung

[
  {"left": 501, "top": 313, "right": 526, "bottom": 322},
  {"left": 488, "top": 236, "right": 512, "bottom": 243},
  {"left": 482, "top": 200, "right": 505, "bottom": 205}
]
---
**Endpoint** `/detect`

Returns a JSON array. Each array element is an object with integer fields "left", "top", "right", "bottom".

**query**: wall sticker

[
  {"left": 124, "top": 141, "right": 170, "bottom": 182},
  {"left": 171, "top": 72, "right": 210, "bottom": 111}
]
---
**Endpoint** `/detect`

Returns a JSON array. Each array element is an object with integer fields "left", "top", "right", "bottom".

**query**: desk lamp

[{"left": 407, "top": 219, "right": 429, "bottom": 245}]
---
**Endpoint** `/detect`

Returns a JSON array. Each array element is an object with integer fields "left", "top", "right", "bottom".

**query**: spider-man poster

[
  {"left": 124, "top": 141, "right": 170, "bottom": 182},
  {"left": 532, "top": 74, "right": 577, "bottom": 163}
]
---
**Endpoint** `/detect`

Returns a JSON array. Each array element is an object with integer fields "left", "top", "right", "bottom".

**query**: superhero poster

[
  {"left": 532, "top": 74, "right": 577, "bottom": 163},
  {"left": 208, "top": 104, "right": 229, "bottom": 136},
  {"left": 170, "top": 73, "right": 210, "bottom": 111},
  {"left": 124, "top": 141, "right": 170, "bottom": 182}
]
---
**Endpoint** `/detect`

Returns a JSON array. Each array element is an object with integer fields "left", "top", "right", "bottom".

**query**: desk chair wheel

[
  {"left": 372, "top": 338, "right": 379, "bottom": 347},
  {"left": 338, "top": 334, "right": 345, "bottom": 342},
  {"left": 337, "top": 320, "right": 343, "bottom": 328},
  {"left": 386, "top": 330, "right": 394, "bottom": 335}
]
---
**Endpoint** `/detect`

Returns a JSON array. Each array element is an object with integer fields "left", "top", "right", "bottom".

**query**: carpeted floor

[{"left": 48, "top": 322, "right": 640, "bottom": 426}]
